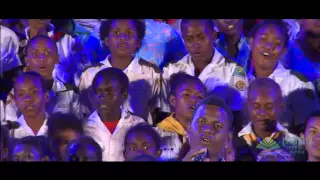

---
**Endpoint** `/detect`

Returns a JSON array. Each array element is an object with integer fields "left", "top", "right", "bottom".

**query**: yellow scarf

[{"left": 157, "top": 113, "right": 187, "bottom": 136}]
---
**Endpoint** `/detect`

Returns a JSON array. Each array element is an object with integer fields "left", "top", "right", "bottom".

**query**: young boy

[
  {"left": 247, "top": 20, "right": 320, "bottom": 133},
  {"left": 22, "top": 19, "right": 91, "bottom": 86},
  {"left": 9, "top": 72, "right": 49, "bottom": 138},
  {"left": 162, "top": 19, "right": 248, "bottom": 126},
  {"left": 79, "top": 19, "right": 161, "bottom": 124},
  {"left": 64, "top": 136, "right": 102, "bottom": 162},
  {"left": 12, "top": 135, "right": 54, "bottom": 161},
  {"left": 301, "top": 110, "right": 320, "bottom": 162},
  {"left": 123, "top": 123, "right": 162, "bottom": 161},
  {"left": 214, "top": 19, "right": 251, "bottom": 73},
  {"left": 5, "top": 35, "right": 88, "bottom": 122},
  {"left": 236, "top": 78, "right": 305, "bottom": 161},
  {"left": 0, "top": 126, "right": 10, "bottom": 161},
  {"left": 84, "top": 68, "right": 145, "bottom": 161},
  {"left": 156, "top": 72, "right": 207, "bottom": 160},
  {"left": 47, "top": 112, "right": 84, "bottom": 160},
  {"left": 181, "top": 95, "right": 234, "bottom": 162}
]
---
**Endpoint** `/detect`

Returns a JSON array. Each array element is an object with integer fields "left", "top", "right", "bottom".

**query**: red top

[{"left": 103, "top": 120, "right": 120, "bottom": 134}]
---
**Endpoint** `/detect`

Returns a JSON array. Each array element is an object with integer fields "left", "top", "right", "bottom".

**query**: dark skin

[
  {"left": 247, "top": 87, "right": 283, "bottom": 139},
  {"left": 185, "top": 105, "right": 232, "bottom": 161},
  {"left": 170, "top": 80, "right": 206, "bottom": 130},
  {"left": 297, "top": 19, "right": 320, "bottom": 62},
  {"left": 250, "top": 24, "right": 287, "bottom": 78},
  {"left": 92, "top": 76, "right": 127, "bottom": 122},
  {"left": 27, "top": 19, "right": 51, "bottom": 39},
  {"left": 104, "top": 19, "right": 141, "bottom": 71},
  {"left": 214, "top": 19, "right": 243, "bottom": 58},
  {"left": 25, "top": 38, "right": 59, "bottom": 80},
  {"left": 12, "top": 144, "right": 49, "bottom": 162},
  {"left": 303, "top": 116, "right": 320, "bottom": 162},
  {"left": 124, "top": 131, "right": 161, "bottom": 161},
  {"left": 66, "top": 145, "right": 100, "bottom": 162},
  {"left": 14, "top": 76, "right": 49, "bottom": 134},
  {"left": 181, "top": 20, "right": 217, "bottom": 77},
  {"left": 54, "top": 129, "right": 81, "bottom": 159}
]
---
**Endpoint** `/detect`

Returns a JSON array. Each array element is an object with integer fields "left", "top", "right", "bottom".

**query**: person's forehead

[
  {"left": 182, "top": 20, "right": 209, "bottom": 32},
  {"left": 249, "top": 87, "right": 280, "bottom": 100},
  {"left": 96, "top": 76, "right": 121, "bottom": 87},
  {"left": 177, "top": 80, "right": 205, "bottom": 93},
  {"left": 111, "top": 20, "right": 135, "bottom": 29},
  {"left": 307, "top": 117, "right": 320, "bottom": 129},
  {"left": 256, "top": 25, "right": 282, "bottom": 36},
  {"left": 128, "top": 131, "right": 154, "bottom": 142},
  {"left": 14, "top": 144, "right": 36, "bottom": 153},
  {"left": 15, "top": 76, "right": 41, "bottom": 89},
  {"left": 193, "top": 105, "right": 226, "bottom": 121},
  {"left": 29, "top": 38, "right": 56, "bottom": 50}
]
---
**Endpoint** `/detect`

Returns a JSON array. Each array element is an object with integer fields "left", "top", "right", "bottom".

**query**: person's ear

[
  {"left": 169, "top": 95, "right": 176, "bottom": 108},
  {"left": 45, "top": 92, "right": 50, "bottom": 103},
  {"left": 212, "top": 29, "right": 218, "bottom": 41},
  {"left": 54, "top": 54, "right": 60, "bottom": 65},
  {"left": 249, "top": 38, "right": 254, "bottom": 50},
  {"left": 104, "top": 37, "right": 109, "bottom": 47},
  {"left": 42, "top": 156, "right": 51, "bottom": 162},
  {"left": 3, "top": 148, "right": 9, "bottom": 159},
  {"left": 280, "top": 47, "right": 287, "bottom": 57},
  {"left": 123, "top": 92, "right": 128, "bottom": 100}
]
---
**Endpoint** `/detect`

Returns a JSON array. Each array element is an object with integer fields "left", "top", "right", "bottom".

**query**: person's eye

[{"left": 129, "top": 147, "right": 136, "bottom": 151}]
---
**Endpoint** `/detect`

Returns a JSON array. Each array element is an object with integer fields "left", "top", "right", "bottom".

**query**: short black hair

[
  {"left": 24, "top": 34, "right": 58, "bottom": 55},
  {"left": 47, "top": 112, "right": 84, "bottom": 139},
  {"left": 180, "top": 19, "right": 215, "bottom": 32},
  {"left": 192, "top": 95, "right": 233, "bottom": 131},
  {"left": 100, "top": 19, "right": 146, "bottom": 42},
  {"left": 14, "top": 71, "right": 47, "bottom": 93},
  {"left": 248, "top": 78, "right": 282, "bottom": 98},
  {"left": 169, "top": 72, "right": 206, "bottom": 97},
  {"left": 124, "top": 123, "right": 161, "bottom": 150},
  {"left": 304, "top": 110, "right": 320, "bottom": 133},
  {"left": 14, "top": 136, "right": 55, "bottom": 160},
  {"left": 249, "top": 19, "right": 290, "bottom": 47},
  {"left": 92, "top": 67, "right": 129, "bottom": 93},
  {"left": 66, "top": 136, "right": 102, "bottom": 161}
]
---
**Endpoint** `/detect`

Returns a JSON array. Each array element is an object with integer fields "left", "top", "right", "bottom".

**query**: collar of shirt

[
  {"left": 215, "top": 33, "right": 250, "bottom": 71},
  {"left": 238, "top": 122, "right": 287, "bottom": 138},
  {"left": 100, "top": 54, "right": 141, "bottom": 74},
  {"left": 52, "top": 78, "right": 68, "bottom": 92},
  {"left": 15, "top": 114, "right": 48, "bottom": 136},
  {"left": 247, "top": 62, "right": 288, "bottom": 82},
  {"left": 25, "top": 23, "right": 55, "bottom": 40}
]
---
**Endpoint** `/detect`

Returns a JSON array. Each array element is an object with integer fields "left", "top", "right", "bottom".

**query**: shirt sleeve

[{"left": 1, "top": 28, "right": 21, "bottom": 74}]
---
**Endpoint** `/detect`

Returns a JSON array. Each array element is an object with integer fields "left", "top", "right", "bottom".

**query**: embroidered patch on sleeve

[
  {"left": 233, "top": 66, "right": 246, "bottom": 78},
  {"left": 235, "top": 80, "right": 246, "bottom": 91}
]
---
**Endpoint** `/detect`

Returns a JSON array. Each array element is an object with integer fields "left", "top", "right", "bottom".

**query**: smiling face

[
  {"left": 250, "top": 24, "right": 286, "bottom": 71},
  {"left": 215, "top": 19, "right": 243, "bottom": 37}
]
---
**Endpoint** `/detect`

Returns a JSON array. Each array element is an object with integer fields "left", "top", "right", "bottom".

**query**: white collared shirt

[
  {"left": 0, "top": 25, "right": 21, "bottom": 75},
  {"left": 10, "top": 114, "right": 48, "bottom": 139},
  {"left": 84, "top": 109, "right": 145, "bottom": 161},
  {"left": 4, "top": 78, "right": 83, "bottom": 122},
  {"left": 79, "top": 55, "right": 161, "bottom": 124},
  {"left": 162, "top": 49, "right": 248, "bottom": 111}
]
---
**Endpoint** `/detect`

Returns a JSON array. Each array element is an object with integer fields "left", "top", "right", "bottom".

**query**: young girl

[
  {"left": 84, "top": 68, "right": 145, "bottom": 161},
  {"left": 123, "top": 123, "right": 161, "bottom": 161},
  {"left": 247, "top": 20, "right": 319, "bottom": 133},
  {"left": 64, "top": 136, "right": 102, "bottom": 162},
  {"left": 10, "top": 72, "right": 49, "bottom": 139},
  {"left": 5, "top": 35, "right": 88, "bottom": 122},
  {"left": 79, "top": 19, "right": 161, "bottom": 124},
  {"left": 47, "top": 112, "right": 84, "bottom": 160},
  {"left": 156, "top": 72, "right": 206, "bottom": 160},
  {"left": 12, "top": 136, "right": 54, "bottom": 162},
  {"left": 162, "top": 19, "right": 248, "bottom": 118}
]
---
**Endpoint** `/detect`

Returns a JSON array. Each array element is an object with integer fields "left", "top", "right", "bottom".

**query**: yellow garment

[{"left": 157, "top": 113, "right": 186, "bottom": 136}]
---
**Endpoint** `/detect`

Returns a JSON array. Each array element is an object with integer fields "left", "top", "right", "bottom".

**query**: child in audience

[
  {"left": 64, "top": 136, "right": 102, "bottom": 162},
  {"left": 181, "top": 95, "right": 234, "bottom": 162},
  {"left": 123, "top": 123, "right": 161, "bottom": 161},
  {"left": 236, "top": 78, "right": 305, "bottom": 161},
  {"left": 9, "top": 72, "right": 49, "bottom": 138},
  {"left": 47, "top": 112, "right": 84, "bottom": 160},
  {"left": 5, "top": 35, "right": 88, "bottom": 122},
  {"left": 156, "top": 72, "right": 206, "bottom": 160},
  {"left": 247, "top": 20, "right": 319, "bottom": 133},
  {"left": 79, "top": 19, "right": 161, "bottom": 124},
  {"left": 302, "top": 110, "right": 320, "bottom": 162},
  {"left": 12, "top": 136, "right": 54, "bottom": 161},
  {"left": 214, "top": 19, "right": 251, "bottom": 73},
  {"left": 162, "top": 19, "right": 248, "bottom": 114},
  {"left": 84, "top": 68, "right": 145, "bottom": 161},
  {"left": 0, "top": 126, "right": 11, "bottom": 161}
]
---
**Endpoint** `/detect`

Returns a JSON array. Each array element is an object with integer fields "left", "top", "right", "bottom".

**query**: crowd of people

[{"left": 0, "top": 19, "right": 319, "bottom": 162}]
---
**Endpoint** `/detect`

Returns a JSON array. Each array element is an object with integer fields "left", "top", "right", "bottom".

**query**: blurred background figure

[{"left": 256, "top": 149, "right": 294, "bottom": 162}]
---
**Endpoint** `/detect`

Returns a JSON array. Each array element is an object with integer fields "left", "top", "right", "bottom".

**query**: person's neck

[
  {"left": 24, "top": 111, "right": 46, "bottom": 128},
  {"left": 28, "top": 27, "right": 48, "bottom": 39},
  {"left": 207, "top": 148, "right": 222, "bottom": 162},
  {"left": 173, "top": 113, "right": 189, "bottom": 130},
  {"left": 252, "top": 125, "right": 272, "bottom": 139},
  {"left": 109, "top": 55, "right": 134, "bottom": 71},
  {"left": 253, "top": 65, "right": 276, "bottom": 78},
  {"left": 191, "top": 51, "right": 214, "bottom": 74},
  {"left": 99, "top": 108, "right": 122, "bottom": 122},
  {"left": 224, "top": 33, "right": 241, "bottom": 58},
  {"left": 308, "top": 156, "right": 320, "bottom": 162},
  {"left": 44, "top": 79, "right": 54, "bottom": 90}
]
